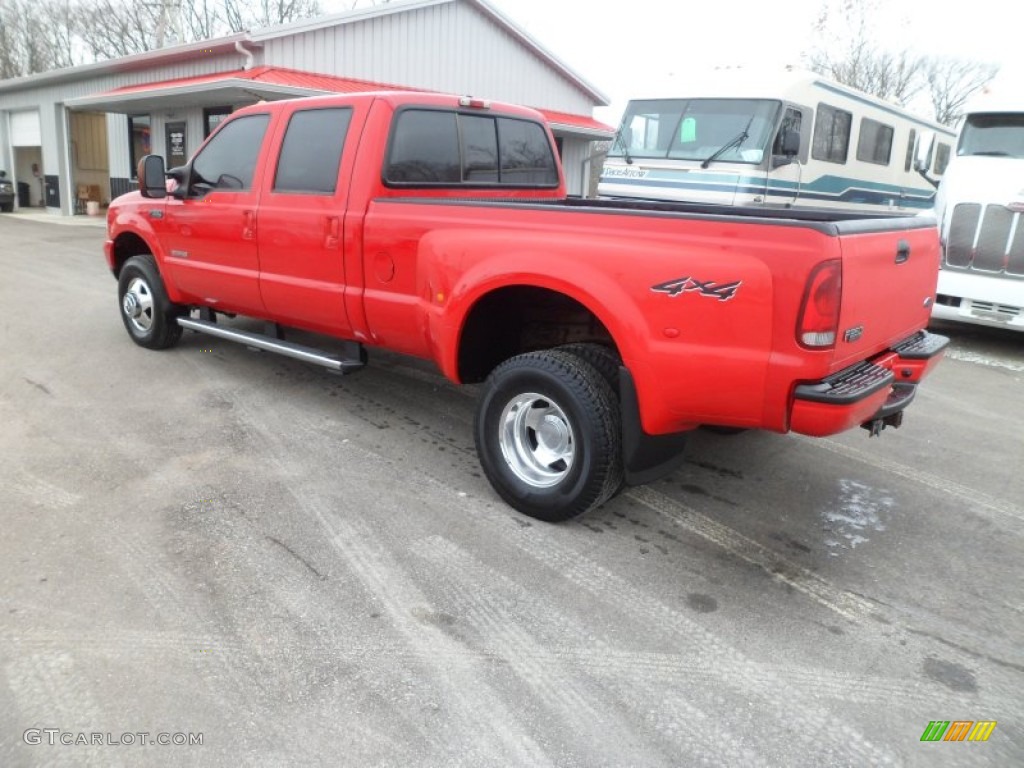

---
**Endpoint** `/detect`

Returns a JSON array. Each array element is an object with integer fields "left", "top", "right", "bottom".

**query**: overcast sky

[{"left": 484, "top": 0, "right": 1017, "bottom": 125}]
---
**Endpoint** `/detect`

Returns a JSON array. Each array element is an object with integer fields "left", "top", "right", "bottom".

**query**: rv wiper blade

[
  {"left": 613, "top": 129, "right": 634, "bottom": 165},
  {"left": 701, "top": 117, "right": 754, "bottom": 169}
]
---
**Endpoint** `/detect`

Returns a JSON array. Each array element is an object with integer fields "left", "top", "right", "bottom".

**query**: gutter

[{"left": 235, "top": 41, "right": 256, "bottom": 71}]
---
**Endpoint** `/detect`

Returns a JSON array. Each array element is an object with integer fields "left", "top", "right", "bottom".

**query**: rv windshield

[
  {"left": 957, "top": 113, "right": 1024, "bottom": 158},
  {"left": 610, "top": 99, "right": 780, "bottom": 165}
]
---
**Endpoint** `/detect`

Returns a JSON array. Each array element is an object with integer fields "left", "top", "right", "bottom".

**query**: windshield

[
  {"left": 958, "top": 113, "right": 1024, "bottom": 158},
  {"left": 610, "top": 98, "right": 780, "bottom": 164}
]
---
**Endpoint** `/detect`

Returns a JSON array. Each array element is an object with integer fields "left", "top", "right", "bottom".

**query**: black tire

[
  {"left": 557, "top": 342, "right": 621, "bottom": 397},
  {"left": 557, "top": 343, "right": 627, "bottom": 500},
  {"left": 0, "top": 202, "right": 12, "bottom": 213},
  {"left": 474, "top": 350, "right": 623, "bottom": 522},
  {"left": 117, "top": 254, "right": 184, "bottom": 349}
]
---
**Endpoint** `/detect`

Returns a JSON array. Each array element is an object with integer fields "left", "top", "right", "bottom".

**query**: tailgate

[{"left": 832, "top": 220, "right": 939, "bottom": 369}]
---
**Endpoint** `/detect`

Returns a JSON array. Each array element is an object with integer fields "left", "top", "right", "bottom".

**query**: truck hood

[{"left": 935, "top": 157, "right": 1024, "bottom": 221}]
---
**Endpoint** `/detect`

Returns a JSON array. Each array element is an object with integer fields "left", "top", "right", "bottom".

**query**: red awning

[{"left": 66, "top": 66, "right": 613, "bottom": 138}]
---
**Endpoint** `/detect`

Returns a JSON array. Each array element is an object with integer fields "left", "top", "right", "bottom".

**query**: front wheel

[
  {"left": 474, "top": 350, "right": 623, "bottom": 522},
  {"left": 117, "top": 254, "right": 183, "bottom": 349}
]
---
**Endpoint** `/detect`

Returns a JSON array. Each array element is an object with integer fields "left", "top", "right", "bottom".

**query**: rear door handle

[
  {"left": 896, "top": 239, "right": 910, "bottom": 264},
  {"left": 324, "top": 216, "right": 340, "bottom": 249}
]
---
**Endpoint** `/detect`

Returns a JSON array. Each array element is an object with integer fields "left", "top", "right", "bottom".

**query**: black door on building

[{"left": 165, "top": 122, "right": 187, "bottom": 168}]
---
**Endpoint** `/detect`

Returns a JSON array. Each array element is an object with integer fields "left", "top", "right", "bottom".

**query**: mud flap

[{"left": 618, "top": 367, "right": 689, "bottom": 486}]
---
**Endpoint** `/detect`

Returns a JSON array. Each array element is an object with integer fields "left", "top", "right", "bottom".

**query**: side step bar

[{"left": 177, "top": 317, "right": 366, "bottom": 374}]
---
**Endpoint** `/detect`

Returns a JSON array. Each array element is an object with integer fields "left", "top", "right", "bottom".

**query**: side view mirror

[
  {"left": 913, "top": 131, "right": 935, "bottom": 173},
  {"left": 913, "top": 131, "right": 940, "bottom": 188},
  {"left": 137, "top": 155, "right": 167, "bottom": 199},
  {"left": 771, "top": 127, "right": 801, "bottom": 168},
  {"left": 780, "top": 127, "right": 800, "bottom": 156}
]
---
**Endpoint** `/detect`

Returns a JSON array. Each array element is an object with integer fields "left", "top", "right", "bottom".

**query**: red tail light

[{"left": 797, "top": 260, "right": 842, "bottom": 348}]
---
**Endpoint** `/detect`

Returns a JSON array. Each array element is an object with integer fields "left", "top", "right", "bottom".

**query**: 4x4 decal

[{"left": 651, "top": 277, "right": 742, "bottom": 302}]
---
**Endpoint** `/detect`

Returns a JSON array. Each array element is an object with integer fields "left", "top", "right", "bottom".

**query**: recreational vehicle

[{"left": 600, "top": 67, "right": 956, "bottom": 213}]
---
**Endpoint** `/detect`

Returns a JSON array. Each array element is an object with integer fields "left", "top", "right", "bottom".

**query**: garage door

[{"left": 11, "top": 110, "right": 42, "bottom": 146}]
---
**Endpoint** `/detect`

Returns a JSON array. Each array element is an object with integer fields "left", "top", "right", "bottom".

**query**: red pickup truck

[{"left": 105, "top": 91, "right": 947, "bottom": 521}]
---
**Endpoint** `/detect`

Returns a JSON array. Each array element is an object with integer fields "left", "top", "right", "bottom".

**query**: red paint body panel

[{"left": 105, "top": 91, "right": 945, "bottom": 441}]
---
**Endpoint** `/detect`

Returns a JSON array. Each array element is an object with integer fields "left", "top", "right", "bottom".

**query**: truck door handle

[
  {"left": 242, "top": 210, "right": 256, "bottom": 240},
  {"left": 324, "top": 216, "right": 340, "bottom": 249},
  {"left": 895, "top": 239, "right": 910, "bottom": 264}
]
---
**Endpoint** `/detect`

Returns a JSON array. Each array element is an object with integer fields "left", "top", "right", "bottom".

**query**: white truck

[{"left": 924, "top": 82, "right": 1024, "bottom": 331}]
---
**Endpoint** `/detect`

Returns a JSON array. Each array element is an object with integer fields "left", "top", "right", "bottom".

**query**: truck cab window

[
  {"left": 384, "top": 109, "right": 557, "bottom": 186},
  {"left": 190, "top": 114, "right": 270, "bottom": 195},
  {"left": 386, "top": 110, "right": 460, "bottom": 183},
  {"left": 496, "top": 117, "right": 558, "bottom": 184},
  {"left": 957, "top": 113, "right": 1024, "bottom": 158},
  {"left": 461, "top": 114, "right": 499, "bottom": 182},
  {"left": 274, "top": 108, "right": 353, "bottom": 194}
]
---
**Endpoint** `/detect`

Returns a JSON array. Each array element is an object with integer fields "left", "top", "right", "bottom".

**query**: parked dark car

[{"left": 0, "top": 171, "right": 14, "bottom": 212}]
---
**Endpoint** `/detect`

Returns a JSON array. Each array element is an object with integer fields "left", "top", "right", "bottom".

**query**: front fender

[{"left": 107, "top": 199, "right": 180, "bottom": 301}]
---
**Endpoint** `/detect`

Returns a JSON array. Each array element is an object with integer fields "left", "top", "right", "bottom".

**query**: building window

[
  {"left": 128, "top": 115, "right": 151, "bottom": 178},
  {"left": 203, "top": 106, "right": 233, "bottom": 139},
  {"left": 856, "top": 117, "right": 894, "bottom": 165},
  {"left": 811, "top": 103, "right": 852, "bottom": 164}
]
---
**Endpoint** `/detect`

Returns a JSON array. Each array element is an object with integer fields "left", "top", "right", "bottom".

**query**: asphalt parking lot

[{"left": 1, "top": 213, "right": 1022, "bottom": 767}]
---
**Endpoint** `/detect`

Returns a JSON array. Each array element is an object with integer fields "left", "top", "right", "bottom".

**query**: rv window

[
  {"left": 933, "top": 143, "right": 951, "bottom": 174},
  {"left": 904, "top": 129, "right": 917, "bottom": 171},
  {"left": 812, "top": 104, "right": 852, "bottom": 164},
  {"left": 856, "top": 118, "right": 894, "bottom": 165},
  {"left": 610, "top": 98, "right": 777, "bottom": 164}
]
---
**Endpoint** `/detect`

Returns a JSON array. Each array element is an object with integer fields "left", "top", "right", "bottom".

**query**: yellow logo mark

[{"left": 967, "top": 721, "right": 997, "bottom": 742}]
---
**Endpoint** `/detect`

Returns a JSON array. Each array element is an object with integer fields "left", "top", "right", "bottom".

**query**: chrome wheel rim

[
  {"left": 122, "top": 276, "right": 154, "bottom": 333},
  {"left": 498, "top": 392, "right": 575, "bottom": 488}
]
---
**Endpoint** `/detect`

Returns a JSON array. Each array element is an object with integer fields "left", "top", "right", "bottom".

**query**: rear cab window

[{"left": 383, "top": 107, "right": 559, "bottom": 187}]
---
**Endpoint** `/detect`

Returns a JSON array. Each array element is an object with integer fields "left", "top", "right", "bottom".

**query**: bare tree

[
  {"left": 0, "top": 0, "right": 374, "bottom": 75},
  {"left": 805, "top": 0, "right": 925, "bottom": 106},
  {"left": 924, "top": 57, "right": 1000, "bottom": 126},
  {"left": 73, "top": 0, "right": 163, "bottom": 58},
  {"left": 222, "top": 0, "right": 321, "bottom": 30},
  {"left": 805, "top": 0, "right": 998, "bottom": 125},
  {"left": 0, "top": 0, "right": 79, "bottom": 76},
  {"left": 182, "top": 0, "right": 226, "bottom": 41}
]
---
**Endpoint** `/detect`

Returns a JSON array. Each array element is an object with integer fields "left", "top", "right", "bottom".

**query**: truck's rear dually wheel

[{"left": 474, "top": 350, "right": 623, "bottom": 521}]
